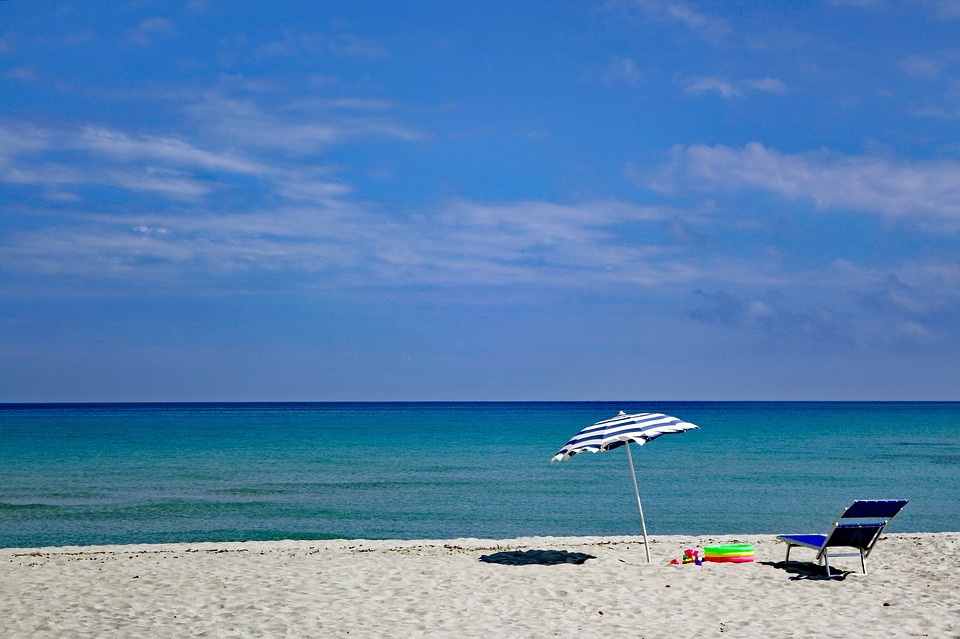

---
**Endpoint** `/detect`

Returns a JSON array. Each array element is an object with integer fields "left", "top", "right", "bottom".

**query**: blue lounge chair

[{"left": 777, "top": 499, "right": 908, "bottom": 577}]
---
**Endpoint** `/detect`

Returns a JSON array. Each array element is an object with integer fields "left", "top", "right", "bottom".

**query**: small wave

[
  {"left": 0, "top": 502, "right": 64, "bottom": 511},
  {"left": 212, "top": 488, "right": 291, "bottom": 496}
]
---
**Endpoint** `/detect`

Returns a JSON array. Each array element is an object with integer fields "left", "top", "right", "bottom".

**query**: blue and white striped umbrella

[
  {"left": 552, "top": 411, "right": 699, "bottom": 562},
  {"left": 552, "top": 411, "right": 698, "bottom": 461}
]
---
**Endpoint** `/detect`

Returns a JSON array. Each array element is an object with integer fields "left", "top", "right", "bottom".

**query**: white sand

[{"left": 2, "top": 533, "right": 957, "bottom": 638}]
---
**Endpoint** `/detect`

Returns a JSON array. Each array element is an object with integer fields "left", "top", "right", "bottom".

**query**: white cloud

[
  {"left": 105, "top": 167, "right": 213, "bottom": 199},
  {"left": 900, "top": 54, "right": 944, "bottom": 80},
  {"left": 915, "top": 0, "right": 960, "bottom": 18},
  {"left": 683, "top": 76, "right": 788, "bottom": 98},
  {"left": 689, "top": 252, "right": 960, "bottom": 347},
  {"left": 626, "top": 0, "right": 732, "bottom": 43},
  {"left": 328, "top": 33, "right": 389, "bottom": 60},
  {"left": 604, "top": 56, "right": 643, "bottom": 87},
  {"left": 0, "top": 97, "right": 421, "bottom": 203},
  {"left": 0, "top": 197, "right": 707, "bottom": 290},
  {"left": 683, "top": 76, "right": 741, "bottom": 98},
  {"left": 741, "top": 77, "right": 789, "bottom": 94},
  {"left": 0, "top": 122, "right": 267, "bottom": 199},
  {"left": 77, "top": 127, "right": 266, "bottom": 174},
  {"left": 274, "top": 176, "right": 352, "bottom": 201},
  {"left": 826, "top": 0, "right": 882, "bottom": 6},
  {"left": 0, "top": 122, "right": 52, "bottom": 159},
  {"left": 843, "top": 0, "right": 960, "bottom": 18},
  {"left": 4, "top": 166, "right": 957, "bottom": 350},
  {"left": 653, "top": 142, "right": 960, "bottom": 228},
  {"left": 4, "top": 66, "right": 37, "bottom": 81},
  {"left": 184, "top": 93, "right": 422, "bottom": 153},
  {"left": 127, "top": 17, "right": 174, "bottom": 47},
  {"left": 912, "top": 105, "right": 960, "bottom": 119},
  {"left": 256, "top": 32, "right": 388, "bottom": 61}
]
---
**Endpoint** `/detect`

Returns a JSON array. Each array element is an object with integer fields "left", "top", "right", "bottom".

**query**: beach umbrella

[{"left": 551, "top": 411, "right": 699, "bottom": 562}]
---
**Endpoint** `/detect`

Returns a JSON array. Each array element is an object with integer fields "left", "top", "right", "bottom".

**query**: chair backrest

[
  {"left": 825, "top": 523, "right": 886, "bottom": 549},
  {"left": 824, "top": 499, "right": 908, "bottom": 550},
  {"left": 840, "top": 499, "right": 908, "bottom": 520}
]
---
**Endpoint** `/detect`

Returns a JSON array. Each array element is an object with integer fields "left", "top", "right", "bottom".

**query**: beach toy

[
  {"left": 670, "top": 558, "right": 680, "bottom": 565},
  {"left": 704, "top": 544, "right": 754, "bottom": 555},
  {"left": 703, "top": 544, "right": 755, "bottom": 563},
  {"left": 704, "top": 556, "right": 754, "bottom": 563},
  {"left": 682, "top": 549, "right": 699, "bottom": 564}
]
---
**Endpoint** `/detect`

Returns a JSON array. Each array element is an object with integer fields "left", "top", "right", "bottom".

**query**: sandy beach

[{"left": 2, "top": 533, "right": 957, "bottom": 638}]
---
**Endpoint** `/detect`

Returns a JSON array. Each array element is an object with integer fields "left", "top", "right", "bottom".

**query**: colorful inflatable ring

[
  {"left": 704, "top": 556, "right": 754, "bottom": 563},
  {"left": 703, "top": 543, "right": 755, "bottom": 563},
  {"left": 703, "top": 544, "right": 754, "bottom": 554}
]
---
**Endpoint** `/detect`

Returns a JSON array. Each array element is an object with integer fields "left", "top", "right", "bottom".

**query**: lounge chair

[{"left": 777, "top": 499, "right": 908, "bottom": 577}]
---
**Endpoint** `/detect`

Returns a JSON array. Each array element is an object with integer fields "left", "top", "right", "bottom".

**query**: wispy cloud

[
  {"left": 915, "top": 0, "right": 960, "bottom": 18},
  {"left": 77, "top": 127, "right": 266, "bottom": 174},
  {"left": 0, "top": 122, "right": 266, "bottom": 200},
  {"left": 835, "top": 0, "right": 960, "bottom": 18},
  {"left": 0, "top": 90, "right": 421, "bottom": 202},
  {"left": 256, "top": 31, "right": 388, "bottom": 60},
  {"left": 184, "top": 93, "right": 422, "bottom": 154},
  {"left": 683, "top": 76, "right": 789, "bottom": 98},
  {"left": 689, "top": 288, "right": 853, "bottom": 345},
  {"left": 604, "top": 56, "right": 643, "bottom": 87},
  {"left": 3, "top": 66, "right": 36, "bottom": 81},
  {"left": 623, "top": 0, "right": 732, "bottom": 43},
  {"left": 826, "top": 0, "right": 882, "bottom": 7},
  {"left": 683, "top": 76, "right": 739, "bottom": 98},
  {"left": 653, "top": 142, "right": 960, "bottom": 228},
  {"left": 689, "top": 252, "right": 960, "bottom": 348},
  {"left": 897, "top": 49, "right": 960, "bottom": 118},
  {"left": 8, "top": 188, "right": 955, "bottom": 351},
  {"left": 126, "top": 17, "right": 174, "bottom": 47},
  {"left": 741, "top": 77, "right": 790, "bottom": 93},
  {"left": 900, "top": 54, "right": 945, "bottom": 80},
  {"left": 0, "top": 197, "right": 706, "bottom": 291}
]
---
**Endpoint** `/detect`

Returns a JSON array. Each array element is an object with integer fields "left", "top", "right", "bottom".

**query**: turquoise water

[{"left": 1, "top": 402, "right": 957, "bottom": 548}]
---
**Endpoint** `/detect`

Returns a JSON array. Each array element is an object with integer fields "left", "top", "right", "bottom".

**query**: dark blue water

[{"left": 1, "top": 402, "right": 957, "bottom": 547}]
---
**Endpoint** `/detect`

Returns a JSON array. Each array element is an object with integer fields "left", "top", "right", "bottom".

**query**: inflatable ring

[
  {"left": 704, "top": 556, "right": 754, "bottom": 563},
  {"left": 703, "top": 543, "right": 755, "bottom": 563},
  {"left": 703, "top": 544, "right": 754, "bottom": 554}
]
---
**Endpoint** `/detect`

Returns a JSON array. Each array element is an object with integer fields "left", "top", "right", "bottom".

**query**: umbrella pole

[{"left": 624, "top": 442, "right": 652, "bottom": 562}]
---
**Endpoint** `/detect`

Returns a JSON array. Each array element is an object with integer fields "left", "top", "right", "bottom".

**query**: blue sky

[{"left": 2, "top": 0, "right": 959, "bottom": 401}]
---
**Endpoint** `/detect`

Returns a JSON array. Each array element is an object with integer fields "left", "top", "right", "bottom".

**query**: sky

[{"left": 1, "top": 0, "right": 959, "bottom": 402}]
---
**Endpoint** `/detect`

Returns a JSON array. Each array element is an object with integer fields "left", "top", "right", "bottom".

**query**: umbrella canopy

[
  {"left": 552, "top": 411, "right": 698, "bottom": 461},
  {"left": 552, "top": 411, "right": 699, "bottom": 562}
]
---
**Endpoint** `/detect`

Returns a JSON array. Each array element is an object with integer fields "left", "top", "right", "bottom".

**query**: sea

[{"left": 1, "top": 402, "right": 957, "bottom": 549}]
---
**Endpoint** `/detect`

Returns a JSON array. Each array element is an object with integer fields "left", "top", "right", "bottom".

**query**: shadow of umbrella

[{"left": 479, "top": 549, "right": 596, "bottom": 566}]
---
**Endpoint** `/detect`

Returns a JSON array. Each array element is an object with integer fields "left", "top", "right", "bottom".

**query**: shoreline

[
  {"left": 0, "top": 529, "right": 949, "bottom": 554},
  {"left": 3, "top": 533, "right": 957, "bottom": 637}
]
